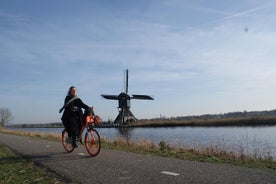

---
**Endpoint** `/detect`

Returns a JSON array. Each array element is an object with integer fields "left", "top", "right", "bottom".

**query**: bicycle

[{"left": 61, "top": 107, "right": 101, "bottom": 157}]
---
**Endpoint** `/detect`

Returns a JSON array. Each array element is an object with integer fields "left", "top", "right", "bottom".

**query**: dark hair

[{"left": 67, "top": 86, "right": 77, "bottom": 96}]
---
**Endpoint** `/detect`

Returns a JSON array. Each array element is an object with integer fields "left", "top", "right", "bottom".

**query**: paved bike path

[{"left": 0, "top": 133, "right": 275, "bottom": 184}]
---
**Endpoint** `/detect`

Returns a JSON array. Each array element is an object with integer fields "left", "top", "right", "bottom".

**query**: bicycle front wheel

[
  {"left": 84, "top": 128, "right": 101, "bottom": 156},
  {"left": 62, "top": 129, "right": 74, "bottom": 153}
]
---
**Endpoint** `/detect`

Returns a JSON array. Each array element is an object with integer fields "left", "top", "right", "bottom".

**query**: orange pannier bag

[
  {"left": 85, "top": 115, "right": 101, "bottom": 126},
  {"left": 95, "top": 115, "right": 101, "bottom": 125}
]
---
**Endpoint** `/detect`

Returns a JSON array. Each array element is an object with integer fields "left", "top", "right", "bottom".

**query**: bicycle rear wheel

[
  {"left": 62, "top": 129, "right": 74, "bottom": 153},
  {"left": 84, "top": 128, "right": 101, "bottom": 156}
]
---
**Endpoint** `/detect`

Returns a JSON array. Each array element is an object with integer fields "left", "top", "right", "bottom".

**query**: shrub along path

[{"left": 0, "top": 133, "right": 275, "bottom": 184}]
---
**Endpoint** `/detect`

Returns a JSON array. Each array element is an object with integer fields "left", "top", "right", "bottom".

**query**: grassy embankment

[
  {"left": 0, "top": 143, "right": 62, "bottom": 184},
  {"left": 132, "top": 116, "right": 276, "bottom": 127},
  {"left": 1, "top": 128, "right": 276, "bottom": 171}
]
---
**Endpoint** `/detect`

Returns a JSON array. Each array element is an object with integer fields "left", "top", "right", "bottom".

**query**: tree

[{"left": 0, "top": 108, "right": 13, "bottom": 128}]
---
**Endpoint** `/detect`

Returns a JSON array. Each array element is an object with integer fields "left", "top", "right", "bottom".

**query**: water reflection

[{"left": 117, "top": 127, "right": 133, "bottom": 141}]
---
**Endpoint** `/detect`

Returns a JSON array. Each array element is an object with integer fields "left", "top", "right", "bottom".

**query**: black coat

[
  {"left": 61, "top": 95, "right": 90, "bottom": 136},
  {"left": 62, "top": 96, "right": 90, "bottom": 119}
]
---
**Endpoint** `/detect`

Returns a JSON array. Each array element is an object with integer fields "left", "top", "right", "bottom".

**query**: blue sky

[{"left": 1, "top": 0, "right": 276, "bottom": 124}]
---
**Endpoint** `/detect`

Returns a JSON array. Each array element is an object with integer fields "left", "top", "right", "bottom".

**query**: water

[{"left": 8, "top": 126, "right": 276, "bottom": 158}]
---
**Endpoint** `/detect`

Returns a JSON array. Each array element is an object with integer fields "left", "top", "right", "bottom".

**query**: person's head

[{"left": 67, "top": 86, "right": 77, "bottom": 96}]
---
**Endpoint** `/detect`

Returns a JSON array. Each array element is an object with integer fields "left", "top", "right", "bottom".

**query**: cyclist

[{"left": 59, "top": 86, "right": 90, "bottom": 148}]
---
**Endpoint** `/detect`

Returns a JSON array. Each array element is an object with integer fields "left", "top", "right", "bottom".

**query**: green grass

[{"left": 0, "top": 143, "right": 62, "bottom": 184}]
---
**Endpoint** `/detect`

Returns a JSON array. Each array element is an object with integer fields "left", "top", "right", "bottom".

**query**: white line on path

[
  {"left": 160, "top": 171, "right": 180, "bottom": 176},
  {"left": 78, "top": 152, "right": 86, "bottom": 156}
]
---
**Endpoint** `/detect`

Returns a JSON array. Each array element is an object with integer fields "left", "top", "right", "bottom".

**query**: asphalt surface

[{"left": 0, "top": 133, "right": 275, "bottom": 184}]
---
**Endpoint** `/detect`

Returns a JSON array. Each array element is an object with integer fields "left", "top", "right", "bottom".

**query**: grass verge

[{"left": 0, "top": 143, "right": 62, "bottom": 184}]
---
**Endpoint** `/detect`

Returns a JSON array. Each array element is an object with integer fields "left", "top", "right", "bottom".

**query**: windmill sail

[
  {"left": 126, "top": 69, "right": 128, "bottom": 93},
  {"left": 101, "top": 95, "right": 118, "bottom": 100},
  {"left": 131, "top": 94, "right": 154, "bottom": 100}
]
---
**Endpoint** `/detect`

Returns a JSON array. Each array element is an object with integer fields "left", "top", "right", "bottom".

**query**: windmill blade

[
  {"left": 101, "top": 94, "right": 119, "bottom": 100},
  {"left": 125, "top": 69, "right": 129, "bottom": 94},
  {"left": 131, "top": 94, "right": 154, "bottom": 100}
]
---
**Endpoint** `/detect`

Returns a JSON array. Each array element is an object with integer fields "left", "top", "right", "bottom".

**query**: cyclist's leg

[
  {"left": 62, "top": 118, "right": 71, "bottom": 138},
  {"left": 70, "top": 117, "right": 79, "bottom": 148},
  {"left": 77, "top": 110, "right": 83, "bottom": 138}
]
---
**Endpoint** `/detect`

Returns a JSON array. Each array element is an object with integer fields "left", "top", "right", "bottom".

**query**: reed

[
  {"left": 133, "top": 116, "right": 276, "bottom": 127},
  {"left": 100, "top": 136, "right": 276, "bottom": 170}
]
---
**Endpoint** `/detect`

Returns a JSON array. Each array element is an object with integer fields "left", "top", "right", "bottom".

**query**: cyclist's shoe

[
  {"left": 72, "top": 142, "right": 78, "bottom": 148},
  {"left": 72, "top": 138, "right": 78, "bottom": 148},
  {"left": 79, "top": 137, "right": 83, "bottom": 144}
]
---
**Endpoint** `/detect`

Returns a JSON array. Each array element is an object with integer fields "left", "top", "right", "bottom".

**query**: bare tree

[{"left": 0, "top": 108, "right": 13, "bottom": 128}]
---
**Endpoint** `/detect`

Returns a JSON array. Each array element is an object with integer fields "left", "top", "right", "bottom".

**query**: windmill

[{"left": 101, "top": 69, "right": 154, "bottom": 126}]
